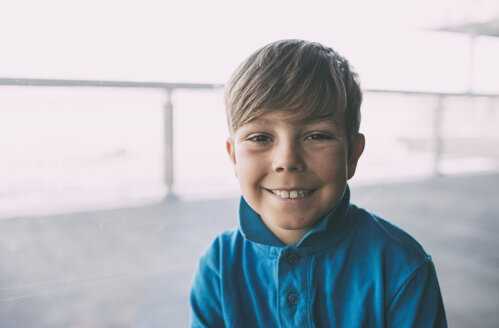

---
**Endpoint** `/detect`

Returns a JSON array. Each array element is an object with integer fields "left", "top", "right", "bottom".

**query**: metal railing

[
  {"left": 363, "top": 88, "right": 499, "bottom": 175},
  {"left": 2, "top": 77, "right": 499, "bottom": 196},
  {"left": 0, "top": 77, "right": 223, "bottom": 196}
]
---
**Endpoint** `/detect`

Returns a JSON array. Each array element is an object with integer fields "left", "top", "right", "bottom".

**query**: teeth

[{"left": 271, "top": 189, "right": 311, "bottom": 199}]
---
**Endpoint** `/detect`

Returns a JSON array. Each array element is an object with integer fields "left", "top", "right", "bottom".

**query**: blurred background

[{"left": 0, "top": 0, "right": 498, "bottom": 327}]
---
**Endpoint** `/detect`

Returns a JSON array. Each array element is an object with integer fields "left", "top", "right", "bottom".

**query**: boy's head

[
  {"left": 225, "top": 39, "right": 365, "bottom": 245},
  {"left": 224, "top": 39, "right": 362, "bottom": 155}
]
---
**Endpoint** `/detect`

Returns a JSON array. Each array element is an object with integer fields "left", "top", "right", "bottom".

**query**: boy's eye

[
  {"left": 305, "top": 133, "right": 332, "bottom": 141},
  {"left": 247, "top": 134, "right": 272, "bottom": 143}
]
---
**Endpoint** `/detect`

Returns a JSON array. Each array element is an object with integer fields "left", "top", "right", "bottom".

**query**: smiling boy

[{"left": 190, "top": 40, "right": 446, "bottom": 327}]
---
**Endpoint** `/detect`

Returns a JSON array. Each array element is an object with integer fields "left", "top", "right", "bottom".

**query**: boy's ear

[
  {"left": 347, "top": 133, "right": 365, "bottom": 180},
  {"left": 226, "top": 138, "right": 237, "bottom": 165},
  {"left": 226, "top": 138, "right": 238, "bottom": 178}
]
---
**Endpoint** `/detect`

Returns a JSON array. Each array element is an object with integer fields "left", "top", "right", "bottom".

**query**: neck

[{"left": 271, "top": 227, "right": 310, "bottom": 246}]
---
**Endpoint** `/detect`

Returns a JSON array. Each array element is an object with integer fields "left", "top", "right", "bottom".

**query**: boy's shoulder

[
  {"left": 196, "top": 228, "right": 243, "bottom": 268},
  {"left": 350, "top": 204, "right": 431, "bottom": 270},
  {"left": 353, "top": 205, "right": 427, "bottom": 250}
]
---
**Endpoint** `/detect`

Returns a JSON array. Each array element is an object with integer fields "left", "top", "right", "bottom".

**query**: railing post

[
  {"left": 467, "top": 32, "right": 476, "bottom": 93},
  {"left": 164, "top": 88, "right": 174, "bottom": 196},
  {"left": 433, "top": 96, "right": 444, "bottom": 176}
]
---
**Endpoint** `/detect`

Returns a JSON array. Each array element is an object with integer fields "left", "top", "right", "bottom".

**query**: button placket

[{"left": 278, "top": 248, "right": 308, "bottom": 326}]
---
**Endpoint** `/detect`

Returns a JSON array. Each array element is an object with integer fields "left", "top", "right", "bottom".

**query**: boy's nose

[{"left": 272, "top": 142, "right": 305, "bottom": 172}]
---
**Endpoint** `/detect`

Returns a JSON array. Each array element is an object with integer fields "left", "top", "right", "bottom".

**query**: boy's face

[{"left": 226, "top": 110, "right": 364, "bottom": 245}]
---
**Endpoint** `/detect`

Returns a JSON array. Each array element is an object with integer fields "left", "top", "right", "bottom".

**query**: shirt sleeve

[
  {"left": 189, "top": 244, "right": 225, "bottom": 328},
  {"left": 387, "top": 257, "right": 447, "bottom": 328}
]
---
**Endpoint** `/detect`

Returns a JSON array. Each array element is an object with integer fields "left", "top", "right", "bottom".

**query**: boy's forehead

[{"left": 250, "top": 108, "right": 344, "bottom": 126}]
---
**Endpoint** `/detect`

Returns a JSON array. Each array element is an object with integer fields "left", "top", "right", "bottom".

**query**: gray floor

[{"left": 1, "top": 173, "right": 498, "bottom": 327}]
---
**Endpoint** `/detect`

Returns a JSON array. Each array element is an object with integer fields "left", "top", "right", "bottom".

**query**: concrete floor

[{"left": 0, "top": 172, "right": 498, "bottom": 327}]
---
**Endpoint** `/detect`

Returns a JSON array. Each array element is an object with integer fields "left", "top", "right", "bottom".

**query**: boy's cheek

[{"left": 234, "top": 144, "right": 258, "bottom": 163}]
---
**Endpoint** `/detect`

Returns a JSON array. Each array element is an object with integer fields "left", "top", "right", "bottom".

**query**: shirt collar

[{"left": 239, "top": 186, "right": 353, "bottom": 249}]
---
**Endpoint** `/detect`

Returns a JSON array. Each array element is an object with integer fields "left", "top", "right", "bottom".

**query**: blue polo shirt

[{"left": 190, "top": 188, "right": 447, "bottom": 327}]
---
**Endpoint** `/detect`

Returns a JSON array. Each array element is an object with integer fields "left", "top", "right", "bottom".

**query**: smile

[{"left": 268, "top": 189, "right": 313, "bottom": 199}]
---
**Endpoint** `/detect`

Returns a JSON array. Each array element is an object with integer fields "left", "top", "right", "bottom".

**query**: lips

[{"left": 268, "top": 189, "right": 313, "bottom": 199}]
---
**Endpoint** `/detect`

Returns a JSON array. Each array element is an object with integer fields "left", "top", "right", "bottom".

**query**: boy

[{"left": 190, "top": 39, "right": 447, "bottom": 327}]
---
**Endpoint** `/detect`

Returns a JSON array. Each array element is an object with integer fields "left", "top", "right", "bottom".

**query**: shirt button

[
  {"left": 286, "top": 253, "right": 300, "bottom": 265},
  {"left": 287, "top": 292, "right": 300, "bottom": 305}
]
